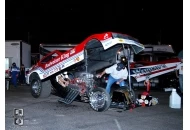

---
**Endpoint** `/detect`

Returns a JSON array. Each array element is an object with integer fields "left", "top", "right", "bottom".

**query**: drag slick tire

[
  {"left": 30, "top": 73, "right": 51, "bottom": 98},
  {"left": 89, "top": 87, "right": 111, "bottom": 112},
  {"left": 127, "top": 88, "right": 136, "bottom": 103}
]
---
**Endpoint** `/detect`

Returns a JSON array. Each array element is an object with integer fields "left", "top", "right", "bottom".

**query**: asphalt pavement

[{"left": 5, "top": 85, "right": 183, "bottom": 130}]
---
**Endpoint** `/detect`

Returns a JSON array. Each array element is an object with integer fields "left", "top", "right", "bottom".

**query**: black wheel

[
  {"left": 30, "top": 73, "right": 51, "bottom": 98},
  {"left": 89, "top": 87, "right": 111, "bottom": 112},
  {"left": 128, "top": 78, "right": 136, "bottom": 102},
  {"left": 127, "top": 88, "right": 136, "bottom": 103}
]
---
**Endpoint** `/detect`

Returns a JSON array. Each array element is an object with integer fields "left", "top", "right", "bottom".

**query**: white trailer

[{"left": 5, "top": 40, "right": 31, "bottom": 69}]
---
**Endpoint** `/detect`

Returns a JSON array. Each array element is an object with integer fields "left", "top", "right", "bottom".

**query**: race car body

[
  {"left": 130, "top": 58, "right": 180, "bottom": 82},
  {"left": 26, "top": 32, "right": 144, "bottom": 83},
  {"left": 27, "top": 32, "right": 144, "bottom": 112},
  {"left": 114, "top": 44, "right": 181, "bottom": 88}
]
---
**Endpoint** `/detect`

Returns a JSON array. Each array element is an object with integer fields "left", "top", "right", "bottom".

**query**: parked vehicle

[
  {"left": 26, "top": 32, "right": 145, "bottom": 112},
  {"left": 26, "top": 32, "right": 181, "bottom": 111},
  {"left": 114, "top": 44, "right": 180, "bottom": 89}
]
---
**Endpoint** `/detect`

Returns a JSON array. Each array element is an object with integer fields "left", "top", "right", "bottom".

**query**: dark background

[{"left": 5, "top": 0, "right": 183, "bottom": 54}]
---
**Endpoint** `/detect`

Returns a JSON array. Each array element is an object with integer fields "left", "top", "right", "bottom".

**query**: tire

[
  {"left": 89, "top": 87, "right": 111, "bottom": 112},
  {"left": 127, "top": 88, "right": 136, "bottom": 103},
  {"left": 30, "top": 73, "right": 51, "bottom": 98},
  {"left": 128, "top": 77, "right": 136, "bottom": 102},
  {"left": 111, "top": 87, "right": 136, "bottom": 104}
]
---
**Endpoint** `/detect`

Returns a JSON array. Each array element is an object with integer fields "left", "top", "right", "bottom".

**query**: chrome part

[
  {"left": 78, "top": 72, "right": 95, "bottom": 92},
  {"left": 89, "top": 91, "right": 108, "bottom": 111},
  {"left": 32, "top": 81, "right": 40, "bottom": 94}
]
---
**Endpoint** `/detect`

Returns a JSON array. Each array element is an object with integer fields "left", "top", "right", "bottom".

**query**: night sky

[{"left": 5, "top": 0, "right": 183, "bottom": 54}]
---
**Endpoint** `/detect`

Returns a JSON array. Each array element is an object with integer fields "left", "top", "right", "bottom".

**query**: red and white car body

[
  {"left": 130, "top": 58, "right": 180, "bottom": 82},
  {"left": 26, "top": 32, "right": 144, "bottom": 84}
]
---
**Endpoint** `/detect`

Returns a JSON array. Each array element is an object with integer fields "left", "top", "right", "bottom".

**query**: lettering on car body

[
  {"left": 104, "top": 33, "right": 109, "bottom": 39},
  {"left": 45, "top": 58, "right": 61, "bottom": 68},
  {"left": 131, "top": 64, "right": 167, "bottom": 75},
  {"left": 61, "top": 53, "right": 69, "bottom": 60},
  {"left": 70, "top": 48, "right": 75, "bottom": 55}
]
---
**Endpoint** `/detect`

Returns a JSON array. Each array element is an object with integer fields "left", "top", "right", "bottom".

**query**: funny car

[{"left": 26, "top": 32, "right": 145, "bottom": 112}]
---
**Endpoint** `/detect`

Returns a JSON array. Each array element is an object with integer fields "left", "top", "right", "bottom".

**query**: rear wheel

[
  {"left": 89, "top": 87, "right": 111, "bottom": 112},
  {"left": 30, "top": 73, "right": 51, "bottom": 98},
  {"left": 127, "top": 88, "right": 136, "bottom": 103},
  {"left": 111, "top": 87, "right": 136, "bottom": 105}
]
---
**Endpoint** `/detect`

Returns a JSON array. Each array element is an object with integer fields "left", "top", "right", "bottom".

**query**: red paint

[
  {"left": 144, "top": 80, "right": 151, "bottom": 93},
  {"left": 31, "top": 32, "right": 114, "bottom": 71}
]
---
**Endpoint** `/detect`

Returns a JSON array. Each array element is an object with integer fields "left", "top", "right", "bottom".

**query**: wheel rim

[
  {"left": 32, "top": 81, "right": 40, "bottom": 94},
  {"left": 89, "top": 91, "right": 108, "bottom": 111},
  {"left": 128, "top": 90, "right": 135, "bottom": 102}
]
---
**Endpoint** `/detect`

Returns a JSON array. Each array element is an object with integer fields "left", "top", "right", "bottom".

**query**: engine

[{"left": 55, "top": 71, "right": 95, "bottom": 95}]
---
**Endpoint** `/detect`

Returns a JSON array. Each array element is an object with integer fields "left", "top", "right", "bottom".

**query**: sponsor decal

[
  {"left": 118, "top": 38, "right": 124, "bottom": 42},
  {"left": 70, "top": 48, "right": 75, "bottom": 55},
  {"left": 45, "top": 57, "right": 61, "bottom": 68},
  {"left": 44, "top": 49, "right": 76, "bottom": 69},
  {"left": 104, "top": 33, "right": 109, "bottom": 39},
  {"left": 75, "top": 57, "right": 80, "bottom": 62},
  {"left": 131, "top": 64, "right": 167, "bottom": 75},
  {"left": 42, "top": 51, "right": 84, "bottom": 78},
  {"left": 61, "top": 53, "right": 70, "bottom": 60},
  {"left": 61, "top": 49, "right": 76, "bottom": 60}
]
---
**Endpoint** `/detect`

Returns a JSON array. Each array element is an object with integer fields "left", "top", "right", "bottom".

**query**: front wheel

[
  {"left": 89, "top": 87, "right": 111, "bottom": 112},
  {"left": 30, "top": 73, "right": 51, "bottom": 98}
]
